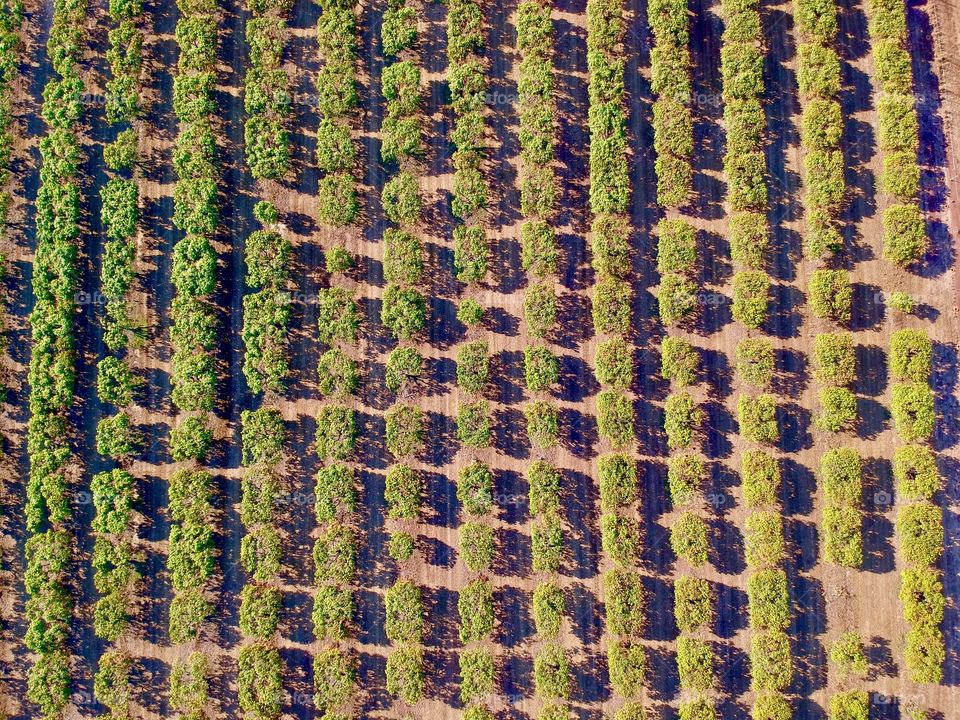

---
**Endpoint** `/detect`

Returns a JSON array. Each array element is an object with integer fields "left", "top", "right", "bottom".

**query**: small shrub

[
  {"left": 747, "top": 568, "right": 790, "bottom": 630},
  {"left": 533, "top": 581, "right": 565, "bottom": 638},
  {"left": 677, "top": 636, "right": 715, "bottom": 690},
  {"left": 829, "top": 690, "right": 869, "bottom": 720},
  {"left": 533, "top": 643, "right": 570, "bottom": 700},
  {"left": 388, "top": 531, "right": 415, "bottom": 562},
  {"left": 820, "top": 448, "right": 862, "bottom": 507},
  {"left": 823, "top": 505, "right": 863, "bottom": 567},
  {"left": 656, "top": 218, "right": 697, "bottom": 274},
  {"left": 525, "top": 282, "right": 557, "bottom": 337},
  {"left": 458, "top": 461, "right": 494, "bottom": 516},
  {"left": 750, "top": 630, "right": 792, "bottom": 691},
  {"left": 598, "top": 453, "right": 637, "bottom": 512},
  {"left": 456, "top": 340, "right": 489, "bottom": 393},
  {"left": 529, "top": 460, "right": 562, "bottom": 515},
  {"left": 604, "top": 568, "right": 644, "bottom": 637},
  {"left": 896, "top": 501, "right": 944, "bottom": 566},
  {"left": 385, "top": 347, "right": 423, "bottom": 392},
  {"left": 658, "top": 272, "right": 698, "bottom": 325},
  {"left": 668, "top": 454, "right": 705, "bottom": 507},
  {"left": 729, "top": 211, "right": 768, "bottom": 269},
  {"left": 607, "top": 640, "right": 646, "bottom": 698},
  {"left": 460, "top": 521, "right": 495, "bottom": 571},
  {"left": 457, "top": 298, "right": 484, "bottom": 327},
  {"left": 525, "top": 400, "right": 559, "bottom": 449}
]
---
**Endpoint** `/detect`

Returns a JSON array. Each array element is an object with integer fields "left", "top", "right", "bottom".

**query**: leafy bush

[
  {"left": 385, "top": 347, "right": 423, "bottom": 392},
  {"left": 750, "top": 630, "right": 792, "bottom": 691},
  {"left": 592, "top": 214, "right": 631, "bottom": 278},
  {"left": 388, "top": 531, "right": 415, "bottom": 562},
  {"left": 595, "top": 336, "right": 632, "bottom": 390},
  {"left": 598, "top": 453, "right": 637, "bottom": 511},
  {"left": 459, "top": 578, "right": 495, "bottom": 642},
  {"left": 526, "top": 400, "right": 559, "bottom": 448},
  {"left": 890, "top": 328, "right": 931, "bottom": 383},
  {"left": 313, "top": 647, "right": 354, "bottom": 712},
  {"left": 525, "top": 281, "right": 557, "bottom": 337},
  {"left": 657, "top": 218, "right": 697, "bottom": 274},
  {"left": 738, "top": 393, "right": 779, "bottom": 444},
  {"left": 385, "top": 579, "right": 424, "bottom": 643},
  {"left": 661, "top": 336, "right": 698, "bottom": 386},
  {"left": 877, "top": 94, "right": 918, "bottom": 152},
  {"left": 815, "top": 387, "right": 858, "bottom": 432},
  {"left": 679, "top": 699, "right": 718, "bottom": 720},
  {"left": 820, "top": 448, "right": 862, "bottom": 506},
  {"left": 458, "top": 400, "right": 492, "bottom": 448},
  {"left": 823, "top": 505, "right": 863, "bottom": 567},
  {"left": 729, "top": 211, "right": 769, "bottom": 269},
  {"left": 667, "top": 453, "right": 705, "bottom": 509},
  {"left": 881, "top": 149, "right": 920, "bottom": 201},
  {"left": 592, "top": 275, "right": 632, "bottom": 335},
  {"left": 671, "top": 511, "right": 709, "bottom": 566},
  {"left": 803, "top": 149, "right": 845, "bottom": 210},
  {"left": 899, "top": 566, "right": 944, "bottom": 627},
  {"left": 386, "top": 645, "right": 424, "bottom": 704},
  {"left": 742, "top": 450, "right": 780, "bottom": 507},
  {"left": 904, "top": 624, "right": 944, "bottom": 684},
  {"left": 891, "top": 382, "right": 935, "bottom": 441},
  {"left": 317, "top": 348, "right": 359, "bottom": 398},
  {"left": 897, "top": 501, "right": 944, "bottom": 566},
  {"left": 533, "top": 581, "right": 565, "bottom": 638},
  {"left": 883, "top": 203, "right": 926, "bottom": 266},
  {"left": 531, "top": 512, "right": 563, "bottom": 572},
  {"left": 383, "top": 229, "right": 423, "bottom": 284},
  {"left": 677, "top": 636, "right": 715, "bottom": 690},
  {"left": 657, "top": 272, "right": 698, "bottom": 325},
  {"left": 460, "top": 521, "right": 495, "bottom": 571},
  {"left": 382, "top": 170, "right": 421, "bottom": 225},
  {"left": 813, "top": 332, "right": 855, "bottom": 386},
  {"left": 313, "top": 586, "right": 353, "bottom": 641},
  {"left": 385, "top": 404, "right": 425, "bottom": 457},
  {"left": 316, "top": 287, "right": 359, "bottom": 346},
  {"left": 604, "top": 568, "right": 645, "bottom": 636},
  {"left": 893, "top": 445, "right": 940, "bottom": 500},
  {"left": 797, "top": 42, "right": 841, "bottom": 98},
  {"left": 534, "top": 643, "right": 570, "bottom": 699},
  {"left": 608, "top": 640, "right": 646, "bottom": 698},
  {"left": 458, "top": 461, "right": 493, "bottom": 516},
  {"left": 237, "top": 644, "right": 282, "bottom": 718},
  {"left": 597, "top": 390, "right": 634, "bottom": 447},
  {"left": 665, "top": 391, "right": 700, "bottom": 450},
  {"left": 521, "top": 220, "right": 559, "bottom": 277},
  {"left": 381, "top": 284, "right": 426, "bottom": 340},
  {"left": 745, "top": 510, "right": 784, "bottom": 568},
  {"left": 454, "top": 225, "right": 489, "bottom": 283},
  {"left": 829, "top": 690, "right": 869, "bottom": 720},
  {"left": 809, "top": 269, "right": 853, "bottom": 324},
  {"left": 601, "top": 512, "right": 639, "bottom": 565},
  {"left": 457, "top": 340, "right": 489, "bottom": 393},
  {"left": 385, "top": 464, "right": 421, "bottom": 519},
  {"left": 747, "top": 568, "right": 790, "bottom": 630},
  {"left": 800, "top": 98, "right": 842, "bottom": 150},
  {"left": 525, "top": 344, "right": 559, "bottom": 391},
  {"left": 752, "top": 694, "right": 792, "bottom": 720},
  {"left": 457, "top": 298, "right": 484, "bottom": 327},
  {"left": 830, "top": 632, "right": 868, "bottom": 678},
  {"left": 315, "top": 405, "right": 356, "bottom": 461},
  {"left": 889, "top": 291, "right": 915, "bottom": 313},
  {"left": 674, "top": 575, "right": 712, "bottom": 632},
  {"left": 529, "top": 460, "right": 562, "bottom": 515},
  {"left": 170, "top": 415, "right": 212, "bottom": 462},
  {"left": 325, "top": 244, "right": 353, "bottom": 274},
  {"left": 459, "top": 648, "right": 494, "bottom": 704},
  {"left": 736, "top": 337, "right": 775, "bottom": 388}
]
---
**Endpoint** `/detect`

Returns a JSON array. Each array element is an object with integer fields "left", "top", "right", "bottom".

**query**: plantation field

[{"left": 0, "top": 0, "right": 957, "bottom": 716}]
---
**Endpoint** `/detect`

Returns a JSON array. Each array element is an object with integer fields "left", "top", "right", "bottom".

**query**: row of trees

[
  {"left": 25, "top": 0, "right": 86, "bottom": 713},
  {"left": 237, "top": 408, "right": 285, "bottom": 718},
  {"left": 514, "top": 10, "right": 572, "bottom": 718},
  {"left": 91, "top": 4, "right": 146, "bottom": 711},
  {"left": 889, "top": 329, "right": 944, "bottom": 684},
  {"left": 650, "top": 0, "right": 693, "bottom": 207},
  {"left": 380, "top": 0, "right": 426, "bottom": 707},
  {"left": 586, "top": 1, "right": 646, "bottom": 717},
  {"left": 167, "top": 0, "right": 220, "bottom": 715},
  {"left": 243, "top": 0, "right": 291, "bottom": 179},
  {"left": 0, "top": 0, "right": 20, "bottom": 230},
  {"left": 169, "top": 0, "right": 219, "bottom": 463},
  {"left": 866, "top": 0, "right": 927, "bottom": 266},
  {"left": 312, "top": 3, "right": 364, "bottom": 713},
  {"left": 316, "top": 0, "right": 361, "bottom": 224}
]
